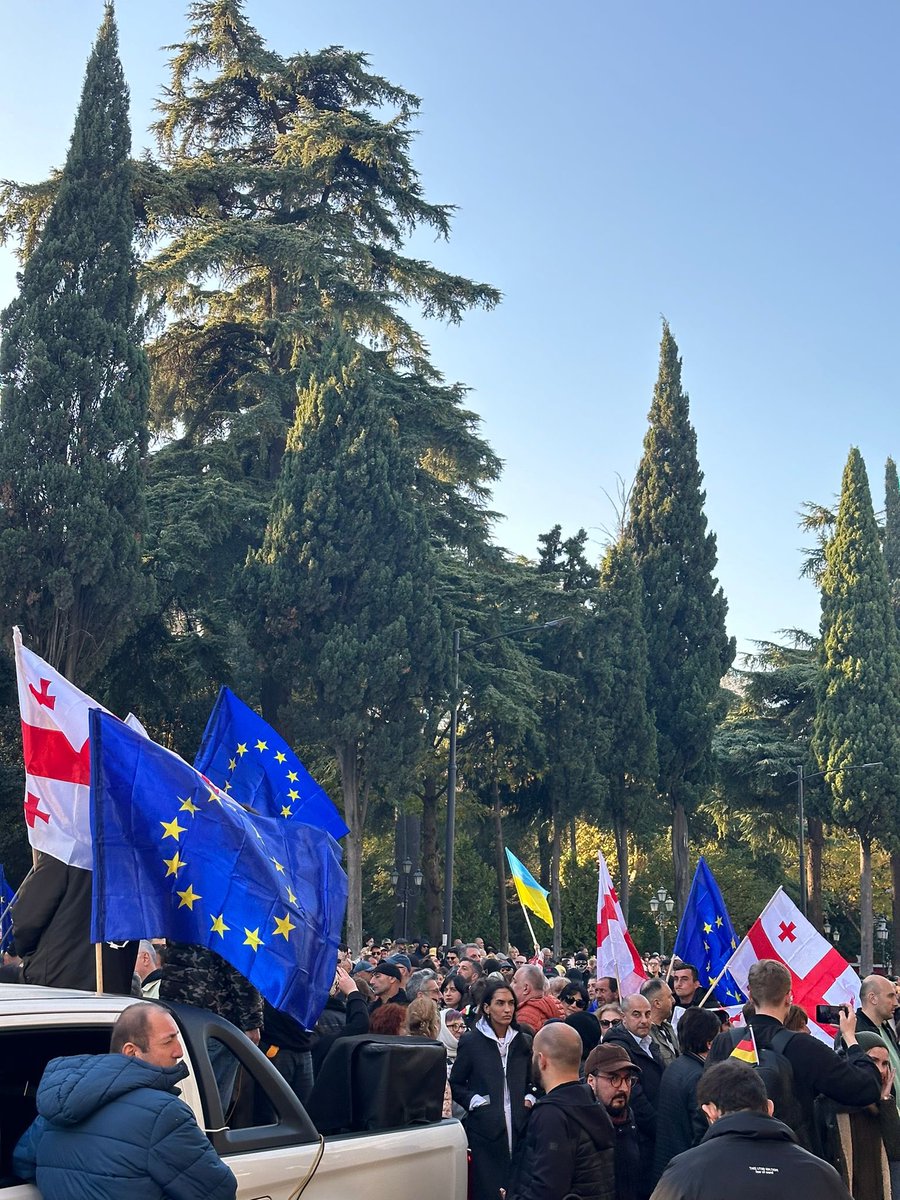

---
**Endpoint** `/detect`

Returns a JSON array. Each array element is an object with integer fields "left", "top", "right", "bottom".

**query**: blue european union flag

[
  {"left": 672, "top": 857, "right": 747, "bottom": 1006},
  {"left": 194, "top": 687, "right": 349, "bottom": 840},
  {"left": 90, "top": 712, "right": 348, "bottom": 1029},
  {"left": 0, "top": 865, "right": 14, "bottom": 955}
]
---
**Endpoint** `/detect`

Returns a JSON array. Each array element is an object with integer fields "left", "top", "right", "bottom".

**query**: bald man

[{"left": 507, "top": 1023, "right": 615, "bottom": 1200}]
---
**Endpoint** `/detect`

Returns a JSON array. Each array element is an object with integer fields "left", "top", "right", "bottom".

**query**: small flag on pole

[
  {"left": 730, "top": 1027, "right": 760, "bottom": 1066},
  {"left": 505, "top": 848, "right": 553, "bottom": 926}
]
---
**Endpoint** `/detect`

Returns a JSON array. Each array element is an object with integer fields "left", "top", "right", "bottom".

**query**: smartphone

[{"left": 816, "top": 1003, "right": 847, "bottom": 1024}]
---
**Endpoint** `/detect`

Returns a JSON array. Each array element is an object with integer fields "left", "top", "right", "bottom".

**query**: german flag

[{"left": 730, "top": 1027, "right": 759, "bottom": 1066}]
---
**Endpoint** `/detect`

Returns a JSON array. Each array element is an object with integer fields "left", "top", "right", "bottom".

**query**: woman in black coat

[{"left": 450, "top": 977, "right": 533, "bottom": 1200}]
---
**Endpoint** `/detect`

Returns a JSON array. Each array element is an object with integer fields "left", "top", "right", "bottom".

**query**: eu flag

[
  {"left": 90, "top": 712, "right": 347, "bottom": 1029},
  {"left": 195, "top": 687, "right": 349, "bottom": 840},
  {"left": 672, "top": 857, "right": 747, "bottom": 1006},
  {"left": 0, "top": 865, "right": 14, "bottom": 954}
]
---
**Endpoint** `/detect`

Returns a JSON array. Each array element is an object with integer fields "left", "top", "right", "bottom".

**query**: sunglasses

[
  {"left": 599, "top": 1018, "right": 622, "bottom": 1028},
  {"left": 565, "top": 998, "right": 586, "bottom": 1009}
]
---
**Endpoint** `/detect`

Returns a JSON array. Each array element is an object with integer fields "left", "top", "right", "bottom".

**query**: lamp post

[
  {"left": 391, "top": 857, "right": 424, "bottom": 942},
  {"left": 443, "top": 617, "right": 572, "bottom": 948},
  {"left": 876, "top": 914, "right": 890, "bottom": 970},
  {"left": 649, "top": 886, "right": 675, "bottom": 956}
]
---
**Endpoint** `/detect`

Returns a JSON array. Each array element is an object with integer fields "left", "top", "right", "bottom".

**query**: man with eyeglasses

[{"left": 586, "top": 1044, "right": 652, "bottom": 1200}]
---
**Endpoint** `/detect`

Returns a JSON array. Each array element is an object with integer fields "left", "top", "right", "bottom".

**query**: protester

[
  {"left": 135, "top": 940, "right": 164, "bottom": 999},
  {"left": 651, "top": 1007, "right": 721, "bottom": 1185},
  {"left": 706, "top": 959, "right": 881, "bottom": 1156},
  {"left": 13, "top": 1002, "right": 236, "bottom": 1200},
  {"left": 369, "top": 1003, "right": 405, "bottom": 1034},
  {"left": 508, "top": 1022, "right": 615, "bottom": 1200},
  {"left": 407, "top": 969, "right": 442, "bottom": 1004},
  {"left": 450, "top": 977, "right": 534, "bottom": 1200},
  {"left": 586, "top": 1043, "right": 653, "bottom": 1200},
  {"left": 602, "top": 993, "right": 665, "bottom": 1119},
  {"left": 367, "top": 960, "right": 409, "bottom": 1011},
  {"left": 311, "top": 967, "right": 370, "bottom": 1075},
  {"left": 597, "top": 1003, "right": 624, "bottom": 1036},
  {"left": 649, "top": 1060, "right": 852, "bottom": 1200},
  {"left": 441, "top": 971, "right": 470, "bottom": 1011},
  {"left": 512, "top": 964, "right": 565, "bottom": 1031},
  {"left": 642, "top": 978, "right": 679, "bottom": 1066},
  {"left": 566, "top": 1009, "right": 603, "bottom": 1062},
  {"left": 559, "top": 981, "right": 590, "bottom": 1017},
  {"left": 816, "top": 1031, "right": 900, "bottom": 1200}
]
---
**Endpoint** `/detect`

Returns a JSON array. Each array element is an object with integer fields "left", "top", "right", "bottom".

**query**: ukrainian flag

[{"left": 505, "top": 848, "right": 553, "bottom": 927}]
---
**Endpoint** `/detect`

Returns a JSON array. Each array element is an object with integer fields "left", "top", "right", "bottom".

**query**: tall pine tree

[
  {"left": 243, "top": 329, "right": 448, "bottom": 951},
  {"left": 627, "top": 324, "right": 735, "bottom": 911},
  {"left": 0, "top": 4, "right": 147, "bottom": 680},
  {"left": 813, "top": 448, "right": 900, "bottom": 973},
  {"left": 883, "top": 456, "right": 900, "bottom": 968}
]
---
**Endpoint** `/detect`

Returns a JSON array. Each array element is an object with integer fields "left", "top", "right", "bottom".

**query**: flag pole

[
  {"left": 519, "top": 901, "right": 541, "bottom": 958},
  {"left": 0, "top": 866, "right": 34, "bottom": 933},
  {"left": 94, "top": 943, "right": 104, "bottom": 994}
]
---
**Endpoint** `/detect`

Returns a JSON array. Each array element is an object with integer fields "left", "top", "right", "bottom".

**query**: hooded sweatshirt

[
  {"left": 509, "top": 1079, "right": 616, "bottom": 1200},
  {"left": 13, "top": 1053, "right": 236, "bottom": 1200}
]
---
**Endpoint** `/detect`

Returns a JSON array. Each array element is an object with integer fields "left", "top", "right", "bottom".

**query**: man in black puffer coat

[
  {"left": 650, "top": 1061, "right": 851, "bottom": 1200},
  {"left": 652, "top": 1007, "right": 722, "bottom": 1184},
  {"left": 509, "top": 1022, "right": 616, "bottom": 1200}
]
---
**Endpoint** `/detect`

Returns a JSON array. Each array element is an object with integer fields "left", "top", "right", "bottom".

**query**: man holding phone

[{"left": 726, "top": 960, "right": 881, "bottom": 1159}]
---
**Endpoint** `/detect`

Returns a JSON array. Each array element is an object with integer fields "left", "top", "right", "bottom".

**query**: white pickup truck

[{"left": 0, "top": 984, "right": 468, "bottom": 1200}]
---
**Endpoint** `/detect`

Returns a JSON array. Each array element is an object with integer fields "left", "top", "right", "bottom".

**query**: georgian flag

[
  {"left": 596, "top": 849, "right": 646, "bottom": 995},
  {"left": 726, "top": 886, "right": 860, "bottom": 1043},
  {"left": 13, "top": 627, "right": 110, "bottom": 870}
]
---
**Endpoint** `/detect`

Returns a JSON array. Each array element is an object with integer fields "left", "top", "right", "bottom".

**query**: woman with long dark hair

[{"left": 450, "top": 977, "right": 533, "bottom": 1200}]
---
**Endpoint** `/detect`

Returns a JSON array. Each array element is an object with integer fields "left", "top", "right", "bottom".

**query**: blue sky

[{"left": 2, "top": 2, "right": 898, "bottom": 659}]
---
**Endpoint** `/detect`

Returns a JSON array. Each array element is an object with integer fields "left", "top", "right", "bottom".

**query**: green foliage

[
  {"left": 244, "top": 330, "right": 449, "bottom": 947},
  {"left": 0, "top": 5, "right": 148, "bottom": 681},
  {"left": 813, "top": 448, "right": 900, "bottom": 835},
  {"left": 626, "top": 324, "right": 735, "bottom": 907}
]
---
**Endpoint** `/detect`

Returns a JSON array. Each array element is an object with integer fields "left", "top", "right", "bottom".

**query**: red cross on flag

[
  {"left": 726, "top": 886, "right": 860, "bottom": 1043},
  {"left": 13, "top": 627, "right": 111, "bottom": 869},
  {"left": 596, "top": 849, "right": 646, "bottom": 995}
]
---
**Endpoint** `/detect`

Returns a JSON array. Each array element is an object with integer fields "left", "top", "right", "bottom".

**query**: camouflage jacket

[{"left": 158, "top": 942, "right": 263, "bottom": 1030}]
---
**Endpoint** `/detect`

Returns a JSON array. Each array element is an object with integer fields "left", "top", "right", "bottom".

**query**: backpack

[{"left": 717, "top": 1025, "right": 808, "bottom": 1146}]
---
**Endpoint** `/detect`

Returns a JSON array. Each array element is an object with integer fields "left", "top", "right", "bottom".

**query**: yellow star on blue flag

[
  {"left": 671, "top": 857, "right": 747, "bottom": 1006},
  {"left": 89, "top": 711, "right": 348, "bottom": 1029}
]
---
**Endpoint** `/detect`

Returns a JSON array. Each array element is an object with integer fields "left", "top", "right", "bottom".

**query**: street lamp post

[
  {"left": 391, "top": 857, "right": 424, "bottom": 942},
  {"left": 443, "top": 617, "right": 571, "bottom": 948},
  {"left": 876, "top": 915, "right": 890, "bottom": 970},
  {"left": 649, "top": 886, "right": 675, "bottom": 956}
]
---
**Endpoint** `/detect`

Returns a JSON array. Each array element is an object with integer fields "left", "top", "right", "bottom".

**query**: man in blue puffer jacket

[{"left": 13, "top": 1002, "right": 236, "bottom": 1200}]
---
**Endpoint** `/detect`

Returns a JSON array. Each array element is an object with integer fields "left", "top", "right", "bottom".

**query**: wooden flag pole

[
  {"left": 94, "top": 943, "right": 104, "bottom": 994},
  {"left": 520, "top": 901, "right": 542, "bottom": 958}
]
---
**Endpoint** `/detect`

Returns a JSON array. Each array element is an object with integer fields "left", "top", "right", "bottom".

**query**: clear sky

[{"left": 1, "top": 1, "right": 898, "bottom": 660}]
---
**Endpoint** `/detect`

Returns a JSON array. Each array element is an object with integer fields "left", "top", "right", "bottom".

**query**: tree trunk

[
  {"left": 671, "top": 799, "right": 690, "bottom": 916},
  {"left": 337, "top": 741, "right": 363, "bottom": 955},
  {"left": 550, "top": 794, "right": 562, "bottom": 958},
  {"left": 421, "top": 774, "right": 442, "bottom": 946},
  {"left": 491, "top": 775, "right": 509, "bottom": 953},
  {"left": 569, "top": 820, "right": 577, "bottom": 859},
  {"left": 859, "top": 832, "right": 874, "bottom": 976},
  {"left": 891, "top": 850, "right": 900, "bottom": 974},
  {"left": 613, "top": 812, "right": 630, "bottom": 923},
  {"left": 807, "top": 816, "right": 825, "bottom": 929}
]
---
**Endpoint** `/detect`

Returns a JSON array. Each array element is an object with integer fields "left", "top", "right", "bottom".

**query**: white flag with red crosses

[
  {"left": 13, "top": 627, "right": 111, "bottom": 870},
  {"left": 726, "top": 886, "right": 861, "bottom": 1043},
  {"left": 596, "top": 849, "right": 646, "bottom": 995}
]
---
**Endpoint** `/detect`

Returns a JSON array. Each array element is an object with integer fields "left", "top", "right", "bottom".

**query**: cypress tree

[
  {"left": 627, "top": 324, "right": 735, "bottom": 911},
  {"left": 596, "top": 538, "right": 657, "bottom": 920},
  {"left": 883, "top": 457, "right": 900, "bottom": 968},
  {"left": 0, "top": 5, "right": 147, "bottom": 681},
  {"left": 813, "top": 448, "right": 900, "bottom": 973},
  {"left": 244, "top": 329, "right": 448, "bottom": 951}
]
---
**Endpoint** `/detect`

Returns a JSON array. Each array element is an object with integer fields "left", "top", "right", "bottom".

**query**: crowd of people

[{"left": 8, "top": 921, "right": 900, "bottom": 1200}]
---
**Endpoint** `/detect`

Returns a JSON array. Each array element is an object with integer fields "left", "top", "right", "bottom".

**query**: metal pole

[
  {"left": 443, "top": 628, "right": 460, "bottom": 948},
  {"left": 797, "top": 764, "right": 808, "bottom": 918}
]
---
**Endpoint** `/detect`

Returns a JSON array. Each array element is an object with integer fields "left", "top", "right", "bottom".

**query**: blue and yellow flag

[
  {"left": 194, "top": 686, "right": 348, "bottom": 840},
  {"left": 505, "top": 847, "right": 553, "bottom": 927},
  {"left": 90, "top": 712, "right": 347, "bottom": 1029},
  {"left": 672, "top": 857, "right": 747, "bottom": 1005}
]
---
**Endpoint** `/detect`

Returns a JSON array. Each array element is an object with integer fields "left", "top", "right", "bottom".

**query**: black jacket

[
  {"left": 610, "top": 1107, "right": 652, "bottom": 1200},
  {"left": 509, "top": 1080, "right": 615, "bottom": 1200},
  {"left": 652, "top": 1051, "right": 706, "bottom": 1183},
  {"left": 14, "top": 853, "right": 135, "bottom": 994},
  {"left": 649, "top": 1111, "right": 852, "bottom": 1200},
  {"left": 602, "top": 1024, "right": 665, "bottom": 1131}
]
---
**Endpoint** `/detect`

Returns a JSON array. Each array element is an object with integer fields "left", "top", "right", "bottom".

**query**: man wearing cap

[
  {"left": 368, "top": 960, "right": 409, "bottom": 1011},
  {"left": 385, "top": 952, "right": 413, "bottom": 990},
  {"left": 586, "top": 1044, "right": 653, "bottom": 1200}
]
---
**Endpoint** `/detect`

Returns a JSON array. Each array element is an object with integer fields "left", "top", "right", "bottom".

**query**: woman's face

[
  {"left": 561, "top": 991, "right": 587, "bottom": 1015},
  {"left": 484, "top": 987, "right": 516, "bottom": 1034},
  {"left": 445, "top": 1013, "right": 466, "bottom": 1041},
  {"left": 442, "top": 979, "right": 462, "bottom": 1007}
]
